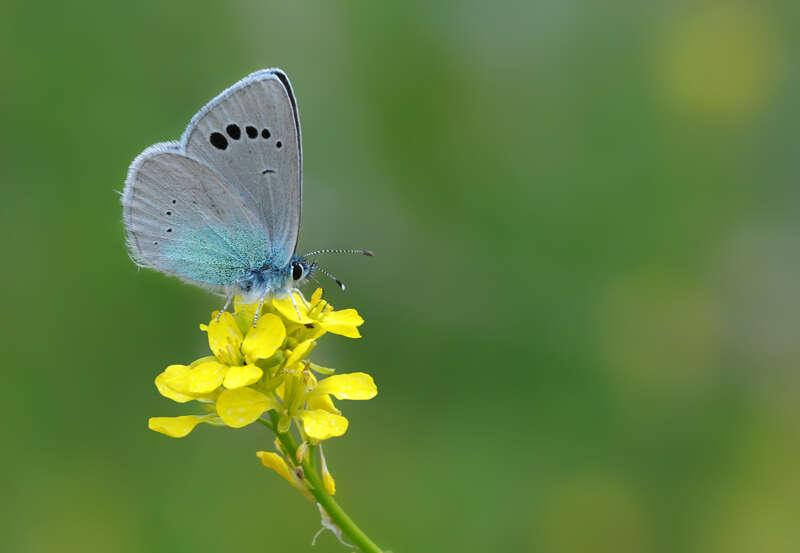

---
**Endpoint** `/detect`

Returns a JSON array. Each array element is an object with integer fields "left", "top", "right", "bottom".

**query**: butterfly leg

[
  {"left": 253, "top": 294, "right": 268, "bottom": 327},
  {"left": 289, "top": 291, "right": 304, "bottom": 321},
  {"left": 214, "top": 294, "right": 234, "bottom": 322},
  {"left": 290, "top": 287, "right": 311, "bottom": 309}
]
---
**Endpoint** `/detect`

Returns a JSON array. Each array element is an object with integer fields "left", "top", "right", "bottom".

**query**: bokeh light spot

[{"left": 654, "top": 3, "right": 781, "bottom": 122}]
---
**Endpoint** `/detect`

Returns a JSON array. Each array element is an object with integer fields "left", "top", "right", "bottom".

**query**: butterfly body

[{"left": 235, "top": 253, "right": 312, "bottom": 299}]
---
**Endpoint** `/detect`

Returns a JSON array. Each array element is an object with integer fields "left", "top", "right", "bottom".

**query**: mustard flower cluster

[{"left": 148, "top": 289, "right": 377, "bottom": 442}]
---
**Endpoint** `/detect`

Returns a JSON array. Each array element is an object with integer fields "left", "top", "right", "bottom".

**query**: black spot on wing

[
  {"left": 226, "top": 124, "right": 241, "bottom": 140},
  {"left": 210, "top": 132, "right": 228, "bottom": 150}
]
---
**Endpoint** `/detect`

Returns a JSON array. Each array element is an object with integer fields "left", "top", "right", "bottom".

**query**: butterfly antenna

[
  {"left": 314, "top": 264, "right": 346, "bottom": 291},
  {"left": 303, "top": 248, "right": 374, "bottom": 258},
  {"left": 306, "top": 263, "right": 324, "bottom": 289},
  {"left": 308, "top": 273, "right": 325, "bottom": 290}
]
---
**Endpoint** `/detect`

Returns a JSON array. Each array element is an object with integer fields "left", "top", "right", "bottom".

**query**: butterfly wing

[
  {"left": 122, "top": 69, "right": 302, "bottom": 291},
  {"left": 182, "top": 69, "right": 302, "bottom": 266},
  {"left": 122, "top": 143, "right": 273, "bottom": 289}
]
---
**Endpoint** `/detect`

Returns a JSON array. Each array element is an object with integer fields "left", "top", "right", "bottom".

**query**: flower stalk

[{"left": 260, "top": 414, "right": 384, "bottom": 553}]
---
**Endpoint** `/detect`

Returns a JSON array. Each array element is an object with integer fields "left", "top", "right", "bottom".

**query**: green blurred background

[{"left": 2, "top": 1, "right": 799, "bottom": 551}]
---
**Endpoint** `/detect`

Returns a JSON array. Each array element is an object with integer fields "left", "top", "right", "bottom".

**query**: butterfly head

[
  {"left": 235, "top": 249, "right": 372, "bottom": 300},
  {"left": 290, "top": 255, "right": 313, "bottom": 284},
  {"left": 287, "top": 254, "right": 342, "bottom": 291}
]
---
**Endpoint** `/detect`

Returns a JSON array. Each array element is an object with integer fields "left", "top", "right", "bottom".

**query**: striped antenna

[
  {"left": 303, "top": 248, "right": 374, "bottom": 258},
  {"left": 313, "top": 264, "right": 346, "bottom": 291}
]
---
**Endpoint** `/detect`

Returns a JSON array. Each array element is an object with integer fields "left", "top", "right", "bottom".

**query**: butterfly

[{"left": 122, "top": 69, "right": 371, "bottom": 321}]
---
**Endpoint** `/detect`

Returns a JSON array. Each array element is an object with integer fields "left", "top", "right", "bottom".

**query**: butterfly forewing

[{"left": 182, "top": 69, "right": 302, "bottom": 266}]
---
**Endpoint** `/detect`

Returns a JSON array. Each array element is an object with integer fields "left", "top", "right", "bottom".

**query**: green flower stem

[{"left": 259, "top": 415, "right": 384, "bottom": 553}]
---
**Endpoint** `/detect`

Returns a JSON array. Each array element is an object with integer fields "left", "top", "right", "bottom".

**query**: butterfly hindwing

[{"left": 122, "top": 144, "right": 273, "bottom": 288}]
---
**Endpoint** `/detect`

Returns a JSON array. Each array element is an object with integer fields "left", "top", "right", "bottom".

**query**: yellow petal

[
  {"left": 285, "top": 339, "right": 316, "bottom": 367},
  {"left": 311, "top": 288, "right": 323, "bottom": 304},
  {"left": 272, "top": 292, "right": 314, "bottom": 324},
  {"left": 312, "top": 373, "right": 377, "bottom": 400},
  {"left": 204, "top": 312, "right": 244, "bottom": 365},
  {"left": 320, "top": 308, "right": 364, "bottom": 338},
  {"left": 148, "top": 415, "right": 207, "bottom": 438},
  {"left": 242, "top": 313, "right": 285, "bottom": 363},
  {"left": 155, "top": 366, "right": 220, "bottom": 403},
  {"left": 189, "top": 355, "right": 218, "bottom": 367},
  {"left": 329, "top": 308, "right": 363, "bottom": 326},
  {"left": 307, "top": 393, "right": 339, "bottom": 414},
  {"left": 155, "top": 365, "right": 194, "bottom": 402},
  {"left": 256, "top": 451, "right": 313, "bottom": 501},
  {"left": 185, "top": 361, "right": 227, "bottom": 393},
  {"left": 223, "top": 364, "right": 263, "bottom": 389},
  {"left": 298, "top": 409, "right": 349, "bottom": 440},
  {"left": 216, "top": 388, "right": 277, "bottom": 428}
]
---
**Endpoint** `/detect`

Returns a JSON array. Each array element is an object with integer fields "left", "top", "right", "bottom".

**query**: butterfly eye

[{"left": 291, "top": 262, "right": 304, "bottom": 281}]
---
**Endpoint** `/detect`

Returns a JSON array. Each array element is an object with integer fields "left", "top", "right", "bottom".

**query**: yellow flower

[
  {"left": 148, "top": 288, "right": 377, "bottom": 442},
  {"left": 273, "top": 288, "right": 364, "bottom": 338},
  {"left": 277, "top": 369, "right": 377, "bottom": 440}
]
